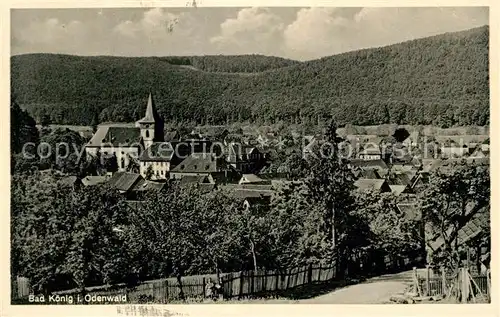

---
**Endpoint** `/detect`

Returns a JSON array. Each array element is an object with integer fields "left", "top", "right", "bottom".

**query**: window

[
  {"left": 121, "top": 159, "right": 125, "bottom": 169},
  {"left": 145, "top": 130, "right": 150, "bottom": 138},
  {"left": 194, "top": 165, "right": 197, "bottom": 170}
]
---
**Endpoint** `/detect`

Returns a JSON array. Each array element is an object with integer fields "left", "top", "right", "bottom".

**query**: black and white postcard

[{"left": 2, "top": 2, "right": 498, "bottom": 317}]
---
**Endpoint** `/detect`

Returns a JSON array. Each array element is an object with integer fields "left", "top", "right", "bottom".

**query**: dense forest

[
  {"left": 157, "top": 54, "right": 300, "bottom": 72},
  {"left": 11, "top": 26, "right": 489, "bottom": 128}
]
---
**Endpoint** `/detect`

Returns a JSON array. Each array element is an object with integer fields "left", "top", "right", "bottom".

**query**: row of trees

[
  {"left": 11, "top": 26, "right": 488, "bottom": 127},
  {"left": 10, "top": 121, "right": 422, "bottom": 295}
]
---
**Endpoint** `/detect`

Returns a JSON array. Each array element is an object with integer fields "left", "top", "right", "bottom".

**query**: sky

[{"left": 11, "top": 7, "right": 489, "bottom": 61}]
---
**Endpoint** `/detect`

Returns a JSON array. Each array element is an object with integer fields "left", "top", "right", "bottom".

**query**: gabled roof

[
  {"left": 350, "top": 159, "right": 388, "bottom": 170},
  {"left": 175, "top": 175, "right": 213, "bottom": 185},
  {"left": 354, "top": 179, "right": 390, "bottom": 192},
  {"left": 360, "top": 169, "right": 381, "bottom": 179},
  {"left": 131, "top": 179, "right": 166, "bottom": 192},
  {"left": 240, "top": 174, "right": 265, "bottom": 184},
  {"left": 82, "top": 175, "right": 109, "bottom": 186},
  {"left": 139, "top": 142, "right": 175, "bottom": 162},
  {"left": 170, "top": 153, "right": 224, "bottom": 173},
  {"left": 387, "top": 172, "right": 413, "bottom": 186},
  {"left": 164, "top": 130, "right": 180, "bottom": 142},
  {"left": 423, "top": 158, "right": 489, "bottom": 174},
  {"left": 389, "top": 185, "right": 410, "bottom": 196},
  {"left": 86, "top": 126, "right": 141, "bottom": 147},
  {"left": 192, "top": 126, "right": 229, "bottom": 140},
  {"left": 108, "top": 172, "right": 143, "bottom": 192},
  {"left": 429, "top": 207, "right": 489, "bottom": 251}
]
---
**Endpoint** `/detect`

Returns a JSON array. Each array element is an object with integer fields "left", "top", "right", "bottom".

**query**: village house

[
  {"left": 170, "top": 152, "right": 240, "bottom": 184},
  {"left": 402, "top": 130, "right": 419, "bottom": 148},
  {"left": 440, "top": 141, "right": 469, "bottom": 158},
  {"left": 354, "top": 179, "right": 391, "bottom": 193},
  {"left": 225, "top": 143, "right": 265, "bottom": 173},
  {"left": 238, "top": 174, "right": 271, "bottom": 185},
  {"left": 359, "top": 144, "right": 383, "bottom": 160},
  {"left": 138, "top": 142, "right": 175, "bottom": 180},
  {"left": 349, "top": 159, "right": 389, "bottom": 177},
  {"left": 81, "top": 175, "right": 110, "bottom": 187}
]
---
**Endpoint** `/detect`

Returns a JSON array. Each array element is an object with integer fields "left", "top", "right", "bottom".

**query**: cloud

[
  {"left": 210, "top": 7, "right": 285, "bottom": 55},
  {"left": 284, "top": 8, "right": 354, "bottom": 58},
  {"left": 283, "top": 7, "right": 489, "bottom": 60},
  {"left": 113, "top": 8, "right": 180, "bottom": 39},
  {"left": 14, "top": 18, "right": 86, "bottom": 45}
]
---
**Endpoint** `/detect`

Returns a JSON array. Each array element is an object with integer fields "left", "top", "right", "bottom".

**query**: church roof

[
  {"left": 87, "top": 126, "right": 141, "bottom": 147},
  {"left": 137, "top": 93, "right": 158, "bottom": 124}
]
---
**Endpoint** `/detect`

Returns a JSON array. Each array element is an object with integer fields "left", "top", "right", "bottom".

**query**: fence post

[
  {"left": 202, "top": 277, "right": 206, "bottom": 299},
  {"left": 238, "top": 271, "right": 244, "bottom": 299},
  {"left": 425, "top": 265, "right": 430, "bottom": 296},
  {"left": 308, "top": 263, "right": 313, "bottom": 284},
  {"left": 441, "top": 267, "right": 446, "bottom": 296},
  {"left": 286, "top": 269, "right": 290, "bottom": 290},
  {"left": 275, "top": 270, "right": 279, "bottom": 291},
  {"left": 165, "top": 279, "right": 169, "bottom": 302},
  {"left": 461, "top": 268, "right": 469, "bottom": 303},
  {"left": 486, "top": 269, "right": 491, "bottom": 297},
  {"left": 250, "top": 270, "right": 255, "bottom": 295},
  {"left": 263, "top": 270, "right": 267, "bottom": 292}
]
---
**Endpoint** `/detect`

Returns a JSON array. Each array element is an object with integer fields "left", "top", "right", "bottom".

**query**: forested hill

[
  {"left": 157, "top": 55, "right": 300, "bottom": 73},
  {"left": 11, "top": 26, "right": 489, "bottom": 127}
]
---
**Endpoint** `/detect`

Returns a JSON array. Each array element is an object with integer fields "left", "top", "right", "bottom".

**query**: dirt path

[{"left": 298, "top": 270, "right": 415, "bottom": 304}]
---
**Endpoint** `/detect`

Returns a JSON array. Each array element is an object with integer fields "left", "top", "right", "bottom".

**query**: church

[{"left": 85, "top": 93, "right": 171, "bottom": 180}]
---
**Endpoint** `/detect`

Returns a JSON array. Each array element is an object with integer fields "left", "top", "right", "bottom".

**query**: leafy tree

[
  {"left": 356, "top": 191, "right": 422, "bottom": 258},
  {"left": 125, "top": 155, "right": 140, "bottom": 174},
  {"left": 37, "top": 128, "right": 86, "bottom": 173},
  {"left": 231, "top": 197, "right": 272, "bottom": 273},
  {"left": 11, "top": 173, "right": 130, "bottom": 294},
  {"left": 419, "top": 161, "right": 490, "bottom": 269},
  {"left": 268, "top": 182, "right": 327, "bottom": 267},
  {"left": 304, "top": 120, "right": 367, "bottom": 273},
  {"left": 10, "top": 97, "right": 39, "bottom": 154}
]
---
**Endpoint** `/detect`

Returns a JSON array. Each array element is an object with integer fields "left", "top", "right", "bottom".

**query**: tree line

[{"left": 11, "top": 26, "right": 489, "bottom": 128}]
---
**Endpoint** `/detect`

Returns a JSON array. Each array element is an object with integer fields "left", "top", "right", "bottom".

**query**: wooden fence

[
  {"left": 220, "top": 262, "right": 338, "bottom": 299},
  {"left": 12, "top": 252, "right": 424, "bottom": 303},
  {"left": 415, "top": 267, "right": 490, "bottom": 302}
]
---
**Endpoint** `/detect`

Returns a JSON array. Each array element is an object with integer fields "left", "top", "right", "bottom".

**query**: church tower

[{"left": 137, "top": 93, "right": 163, "bottom": 149}]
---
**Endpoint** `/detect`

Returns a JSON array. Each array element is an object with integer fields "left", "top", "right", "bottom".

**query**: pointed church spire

[{"left": 138, "top": 92, "right": 157, "bottom": 124}]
